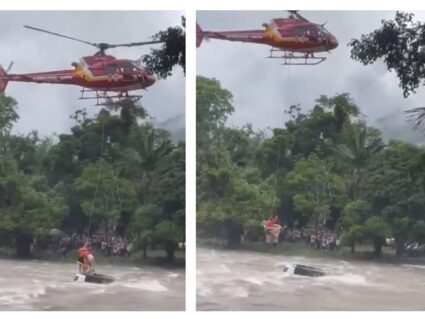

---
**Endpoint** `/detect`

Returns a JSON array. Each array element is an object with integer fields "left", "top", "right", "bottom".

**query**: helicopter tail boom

[{"left": 0, "top": 64, "right": 9, "bottom": 92}]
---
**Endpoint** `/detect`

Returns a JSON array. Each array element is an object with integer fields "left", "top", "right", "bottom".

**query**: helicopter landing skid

[
  {"left": 267, "top": 49, "right": 327, "bottom": 65},
  {"left": 79, "top": 89, "right": 143, "bottom": 106}
]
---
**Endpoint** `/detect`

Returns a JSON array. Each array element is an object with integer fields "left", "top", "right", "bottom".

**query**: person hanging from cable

[
  {"left": 85, "top": 250, "right": 96, "bottom": 274},
  {"left": 264, "top": 213, "right": 282, "bottom": 247},
  {"left": 266, "top": 213, "right": 280, "bottom": 227},
  {"left": 77, "top": 243, "right": 90, "bottom": 274},
  {"left": 77, "top": 242, "right": 96, "bottom": 274}
]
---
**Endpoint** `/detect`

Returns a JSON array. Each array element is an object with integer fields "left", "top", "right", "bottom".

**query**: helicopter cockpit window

[
  {"left": 294, "top": 27, "right": 305, "bottom": 37},
  {"left": 306, "top": 25, "right": 318, "bottom": 35},
  {"left": 318, "top": 25, "right": 330, "bottom": 35},
  {"left": 131, "top": 62, "right": 142, "bottom": 72},
  {"left": 106, "top": 64, "right": 118, "bottom": 75},
  {"left": 121, "top": 63, "right": 133, "bottom": 73},
  {"left": 294, "top": 26, "right": 319, "bottom": 37}
]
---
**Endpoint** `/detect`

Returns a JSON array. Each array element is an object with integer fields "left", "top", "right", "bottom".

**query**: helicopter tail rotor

[
  {"left": 0, "top": 63, "right": 9, "bottom": 92},
  {"left": 196, "top": 24, "right": 204, "bottom": 48}
]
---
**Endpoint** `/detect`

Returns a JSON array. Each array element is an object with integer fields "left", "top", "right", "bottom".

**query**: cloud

[{"left": 0, "top": 11, "right": 185, "bottom": 137}]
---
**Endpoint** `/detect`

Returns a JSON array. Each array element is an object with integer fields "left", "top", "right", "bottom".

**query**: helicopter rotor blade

[
  {"left": 287, "top": 10, "right": 309, "bottom": 22},
  {"left": 24, "top": 25, "right": 164, "bottom": 54},
  {"left": 24, "top": 25, "right": 97, "bottom": 48},
  {"left": 6, "top": 61, "right": 14, "bottom": 73},
  {"left": 107, "top": 40, "right": 164, "bottom": 49}
]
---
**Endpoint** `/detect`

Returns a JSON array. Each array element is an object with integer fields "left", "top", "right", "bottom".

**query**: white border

[
  {"left": 2, "top": 0, "right": 425, "bottom": 318},
  {"left": 2, "top": 0, "right": 425, "bottom": 10},
  {"left": 186, "top": 3, "right": 197, "bottom": 314}
]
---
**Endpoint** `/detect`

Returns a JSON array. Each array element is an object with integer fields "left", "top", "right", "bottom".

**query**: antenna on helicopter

[{"left": 23, "top": 25, "right": 164, "bottom": 56}]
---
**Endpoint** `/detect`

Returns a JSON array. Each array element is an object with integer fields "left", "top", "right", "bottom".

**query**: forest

[{"left": 0, "top": 18, "right": 185, "bottom": 262}]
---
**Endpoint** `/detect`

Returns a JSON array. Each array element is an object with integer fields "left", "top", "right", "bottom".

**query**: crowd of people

[
  {"left": 284, "top": 228, "right": 339, "bottom": 251},
  {"left": 260, "top": 214, "right": 338, "bottom": 251},
  {"left": 34, "top": 233, "right": 133, "bottom": 258}
]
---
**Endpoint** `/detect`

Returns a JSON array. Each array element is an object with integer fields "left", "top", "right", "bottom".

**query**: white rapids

[
  {"left": 197, "top": 247, "right": 425, "bottom": 310},
  {"left": 0, "top": 259, "right": 184, "bottom": 310}
]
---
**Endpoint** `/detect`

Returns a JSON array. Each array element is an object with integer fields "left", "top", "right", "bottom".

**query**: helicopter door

[
  {"left": 293, "top": 27, "right": 305, "bottom": 38},
  {"left": 121, "top": 63, "right": 134, "bottom": 81},
  {"left": 106, "top": 64, "right": 119, "bottom": 82}
]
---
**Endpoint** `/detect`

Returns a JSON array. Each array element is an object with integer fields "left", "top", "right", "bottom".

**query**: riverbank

[
  {"left": 198, "top": 238, "right": 425, "bottom": 266},
  {"left": 0, "top": 247, "right": 185, "bottom": 269}
]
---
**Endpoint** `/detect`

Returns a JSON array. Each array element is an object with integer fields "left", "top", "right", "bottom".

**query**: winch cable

[{"left": 86, "top": 120, "right": 106, "bottom": 239}]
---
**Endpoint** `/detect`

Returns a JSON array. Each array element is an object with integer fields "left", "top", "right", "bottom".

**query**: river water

[
  {"left": 0, "top": 258, "right": 184, "bottom": 310},
  {"left": 197, "top": 247, "right": 425, "bottom": 311}
]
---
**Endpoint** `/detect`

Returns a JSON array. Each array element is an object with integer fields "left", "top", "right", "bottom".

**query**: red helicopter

[
  {"left": 197, "top": 11, "right": 339, "bottom": 65},
  {"left": 0, "top": 25, "right": 162, "bottom": 104}
]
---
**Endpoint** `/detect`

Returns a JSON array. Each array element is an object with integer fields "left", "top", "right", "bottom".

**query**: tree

[
  {"left": 196, "top": 76, "right": 234, "bottom": 148},
  {"left": 363, "top": 216, "right": 390, "bottom": 257},
  {"left": 155, "top": 220, "right": 183, "bottom": 262},
  {"left": 0, "top": 156, "right": 66, "bottom": 257},
  {"left": 119, "top": 126, "right": 173, "bottom": 204},
  {"left": 74, "top": 160, "right": 137, "bottom": 235},
  {"left": 315, "top": 94, "right": 360, "bottom": 132},
  {"left": 0, "top": 93, "right": 19, "bottom": 133},
  {"left": 256, "top": 128, "right": 293, "bottom": 178},
  {"left": 412, "top": 220, "right": 425, "bottom": 244},
  {"left": 197, "top": 145, "right": 276, "bottom": 247},
  {"left": 143, "top": 16, "right": 186, "bottom": 78},
  {"left": 350, "top": 11, "right": 425, "bottom": 98},
  {"left": 360, "top": 140, "right": 424, "bottom": 255},
  {"left": 0, "top": 93, "right": 19, "bottom": 155},
  {"left": 285, "top": 155, "right": 346, "bottom": 236},
  {"left": 129, "top": 204, "right": 158, "bottom": 258},
  {"left": 340, "top": 200, "right": 371, "bottom": 252},
  {"left": 332, "top": 123, "right": 384, "bottom": 199}
]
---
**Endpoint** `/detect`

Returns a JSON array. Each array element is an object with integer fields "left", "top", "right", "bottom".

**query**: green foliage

[
  {"left": 340, "top": 200, "right": 369, "bottom": 227},
  {"left": 350, "top": 11, "right": 425, "bottom": 97},
  {"left": 74, "top": 160, "right": 137, "bottom": 233},
  {"left": 340, "top": 224, "right": 364, "bottom": 248},
  {"left": 154, "top": 220, "right": 184, "bottom": 261},
  {"left": 196, "top": 76, "right": 235, "bottom": 148},
  {"left": 286, "top": 155, "right": 346, "bottom": 229},
  {"left": 155, "top": 220, "right": 183, "bottom": 245},
  {"left": 0, "top": 93, "right": 19, "bottom": 133},
  {"left": 142, "top": 16, "right": 185, "bottom": 78},
  {"left": 412, "top": 221, "right": 425, "bottom": 244},
  {"left": 0, "top": 155, "right": 66, "bottom": 256}
]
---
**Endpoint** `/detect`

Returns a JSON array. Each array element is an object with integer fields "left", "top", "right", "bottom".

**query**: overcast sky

[
  {"left": 0, "top": 11, "right": 185, "bottom": 137},
  {"left": 197, "top": 11, "right": 425, "bottom": 135}
]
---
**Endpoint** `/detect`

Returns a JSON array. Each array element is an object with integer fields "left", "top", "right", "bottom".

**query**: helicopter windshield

[
  {"left": 317, "top": 25, "right": 330, "bottom": 35},
  {"left": 131, "top": 62, "right": 142, "bottom": 71}
]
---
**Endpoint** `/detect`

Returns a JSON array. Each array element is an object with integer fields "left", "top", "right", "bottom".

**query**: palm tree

[
  {"left": 332, "top": 123, "right": 383, "bottom": 199},
  {"left": 119, "top": 126, "right": 173, "bottom": 203},
  {"left": 406, "top": 107, "right": 425, "bottom": 131}
]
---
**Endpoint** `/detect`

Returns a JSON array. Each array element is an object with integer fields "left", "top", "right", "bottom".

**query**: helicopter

[
  {"left": 196, "top": 11, "right": 339, "bottom": 65},
  {"left": 0, "top": 25, "right": 163, "bottom": 104}
]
